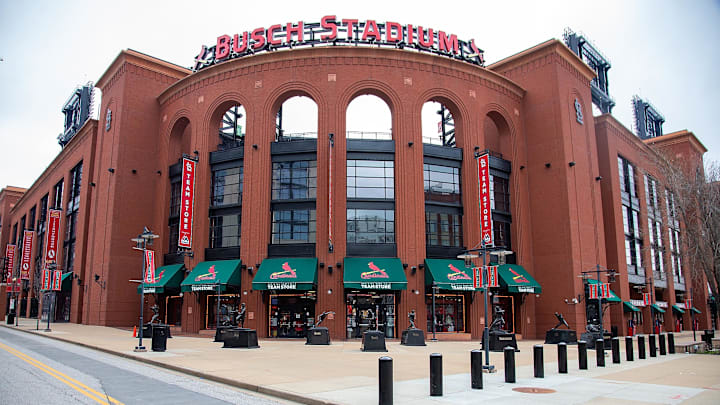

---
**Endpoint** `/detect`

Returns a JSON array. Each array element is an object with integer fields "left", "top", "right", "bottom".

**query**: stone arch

[
  {"left": 204, "top": 92, "right": 251, "bottom": 152},
  {"left": 481, "top": 103, "right": 517, "bottom": 159},
  {"left": 416, "top": 88, "right": 470, "bottom": 147},
  {"left": 167, "top": 111, "right": 192, "bottom": 160}
]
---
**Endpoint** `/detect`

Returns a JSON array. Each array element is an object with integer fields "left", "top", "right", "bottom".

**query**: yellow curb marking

[{"left": 0, "top": 340, "right": 124, "bottom": 405}]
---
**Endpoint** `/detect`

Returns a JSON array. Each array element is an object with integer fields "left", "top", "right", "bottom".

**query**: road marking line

[{"left": 0, "top": 340, "right": 124, "bottom": 405}]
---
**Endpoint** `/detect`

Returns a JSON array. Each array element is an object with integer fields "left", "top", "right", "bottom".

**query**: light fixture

[
  {"left": 108, "top": 168, "right": 115, "bottom": 173},
  {"left": 595, "top": 176, "right": 603, "bottom": 181},
  {"left": 255, "top": 263, "right": 261, "bottom": 269},
  {"left": 408, "top": 141, "right": 414, "bottom": 147},
  {"left": 474, "top": 146, "right": 480, "bottom": 152},
  {"left": 90, "top": 182, "right": 96, "bottom": 187},
  {"left": 328, "top": 265, "right": 333, "bottom": 274},
  {"left": 418, "top": 263, "right": 425, "bottom": 270},
  {"left": 327, "top": 289, "right": 332, "bottom": 295},
  {"left": 252, "top": 144, "right": 258, "bottom": 149},
  {"left": 193, "top": 150, "right": 199, "bottom": 155},
  {"left": 132, "top": 169, "right": 137, "bottom": 174},
  {"left": 568, "top": 161, "right": 576, "bottom": 167},
  {"left": 156, "top": 170, "right": 162, "bottom": 175},
  {"left": 520, "top": 165, "right": 525, "bottom": 170},
  {"left": 403, "top": 263, "right": 408, "bottom": 269},
  {"left": 336, "top": 262, "right": 342, "bottom": 268},
  {"left": 545, "top": 163, "right": 551, "bottom": 168},
  {"left": 411, "top": 266, "right": 417, "bottom": 274},
  {"left": 319, "top": 262, "right": 325, "bottom": 268}
]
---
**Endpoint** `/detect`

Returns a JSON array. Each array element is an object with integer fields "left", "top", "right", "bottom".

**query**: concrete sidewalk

[{"left": 2, "top": 319, "right": 719, "bottom": 404}]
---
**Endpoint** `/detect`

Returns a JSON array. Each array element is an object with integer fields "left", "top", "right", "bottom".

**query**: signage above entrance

[{"left": 193, "top": 16, "right": 485, "bottom": 72}]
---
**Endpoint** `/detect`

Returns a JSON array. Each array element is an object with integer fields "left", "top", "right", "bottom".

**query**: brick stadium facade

[{"left": 1, "top": 34, "right": 710, "bottom": 340}]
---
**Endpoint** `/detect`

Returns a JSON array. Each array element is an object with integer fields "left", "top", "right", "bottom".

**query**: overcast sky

[{"left": 1, "top": 0, "right": 718, "bottom": 189}]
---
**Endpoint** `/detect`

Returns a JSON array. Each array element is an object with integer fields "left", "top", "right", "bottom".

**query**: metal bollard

[
  {"left": 596, "top": 339, "right": 605, "bottom": 367},
  {"left": 612, "top": 338, "right": 621, "bottom": 364},
  {"left": 471, "top": 350, "right": 483, "bottom": 389},
  {"left": 649, "top": 335, "right": 657, "bottom": 357},
  {"left": 625, "top": 336, "right": 634, "bottom": 361},
  {"left": 534, "top": 345, "right": 544, "bottom": 378},
  {"left": 668, "top": 332, "right": 675, "bottom": 354},
  {"left": 558, "top": 342, "right": 568, "bottom": 374},
  {"left": 578, "top": 340, "right": 588, "bottom": 370},
  {"left": 638, "top": 335, "right": 646, "bottom": 359},
  {"left": 430, "top": 353, "right": 443, "bottom": 396},
  {"left": 659, "top": 334, "right": 667, "bottom": 355},
  {"left": 504, "top": 346, "right": 516, "bottom": 383},
  {"left": 379, "top": 356, "right": 393, "bottom": 405}
]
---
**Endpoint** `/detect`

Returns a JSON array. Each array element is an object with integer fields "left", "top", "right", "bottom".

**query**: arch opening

[
  {"left": 275, "top": 95, "right": 318, "bottom": 142},
  {"left": 346, "top": 94, "right": 392, "bottom": 140},
  {"left": 422, "top": 101, "right": 457, "bottom": 147}
]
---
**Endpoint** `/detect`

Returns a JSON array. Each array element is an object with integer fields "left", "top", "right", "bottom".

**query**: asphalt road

[{"left": 0, "top": 326, "right": 292, "bottom": 405}]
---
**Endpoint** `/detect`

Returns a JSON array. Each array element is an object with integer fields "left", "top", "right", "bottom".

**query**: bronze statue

[
  {"left": 489, "top": 305, "right": 506, "bottom": 331},
  {"left": 553, "top": 312, "right": 570, "bottom": 329},
  {"left": 236, "top": 302, "right": 246, "bottom": 328},
  {"left": 316, "top": 311, "right": 335, "bottom": 327},
  {"left": 408, "top": 309, "right": 416, "bottom": 329},
  {"left": 150, "top": 304, "right": 160, "bottom": 324}
]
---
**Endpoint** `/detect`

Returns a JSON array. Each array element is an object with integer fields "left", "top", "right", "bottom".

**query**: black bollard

[
  {"left": 625, "top": 336, "right": 634, "bottom": 361},
  {"left": 430, "top": 353, "right": 443, "bottom": 396},
  {"left": 558, "top": 342, "right": 568, "bottom": 374},
  {"left": 534, "top": 345, "right": 544, "bottom": 378},
  {"left": 649, "top": 335, "right": 657, "bottom": 357},
  {"left": 379, "top": 356, "right": 393, "bottom": 405},
  {"left": 578, "top": 340, "right": 588, "bottom": 370},
  {"left": 504, "top": 346, "right": 516, "bottom": 383},
  {"left": 471, "top": 350, "right": 483, "bottom": 389},
  {"left": 668, "top": 332, "right": 675, "bottom": 354},
  {"left": 638, "top": 335, "right": 646, "bottom": 359},
  {"left": 612, "top": 338, "right": 621, "bottom": 364},
  {"left": 659, "top": 334, "right": 666, "bottom": 355},
  {"left": 596, "top": 339, "right": 605, "bottom": 367}
]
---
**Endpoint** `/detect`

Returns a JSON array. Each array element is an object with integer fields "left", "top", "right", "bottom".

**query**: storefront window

[
  {"left": 425, "top": 294, "right": 465, "bottom": 332},
  {"left": 425, "top": 212, "right": 462, "bottom": 247},
  {"left": 269, "top": 293, "right": 316, "bottom": 338},
  {"left": 423, "top": 164, "right": 460, "bottom": 203},
  {"left": 346, "top": 293, "right": 396, "bottom": 338},
  {"left": 272, "top": 161, "right": 316, "bottom": 200},
  {"left": 212, "top": 167, "right": 243, "bottom": 206},
  {"left": 347, "top": 209, "right": 395, "bottom": 244},
  {"left": 206, "top": 294, "right": 241, "bottom": 329},
  {"left": 347, "top": 160, "right": 394, "bottom": 199},
  {"left": 209, "top": 214, "right": 241, "bottom": 248},
  {"left": 271, "top": 209, "right": 316, "bottom": 244}
]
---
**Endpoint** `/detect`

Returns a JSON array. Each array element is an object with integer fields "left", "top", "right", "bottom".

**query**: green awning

[
  {"left": 671, "top": 304, "right": 685, "bottom": 314},
  {"left": 497, "top": 264, "right": 542, "bottom": 294},
  {"left": 587, "top": 279, "right": 621, "bottom": 302},
  {"left": 253, "top": 258, "right": 317, "bottom": 290},
  {"left": 181, "top": 260, "right": 242, "bottom": 293},
  {"left": 650, "top": 303, "right": 666, "bottom": 313},
  {"left": 623, "top": 301, "right": 640, "bottom": 312},
  {"left": 61, "top": 272, "right": 73, "bottom": 293},
  {"left": 137, "top": 264, "right": 185, "bottom": 294},
  {"left": 691, "top": 307, "right": 702, "bottom": 314},
  {"left": 343, "top": 258, "right": 407, "bottom": 290},
  {"left": 424, "top": 259, "right": 478, "bottom": 291}
]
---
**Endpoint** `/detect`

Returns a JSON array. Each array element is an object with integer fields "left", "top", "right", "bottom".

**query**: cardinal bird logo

[
  {"left": 195, "top": 265, "right": 217, "bottom": 281},
  {"left": 270, "top": 262, "right": 298, "bottom": 279},
  {"left": 509, "top": 268, "right": 528, "bottom": 283},
  {"left": 361, "top": 262, "right": 389, "bottom": 279},
  {"left": 447, "top": 263, "right": 471, "bottom": 280}
]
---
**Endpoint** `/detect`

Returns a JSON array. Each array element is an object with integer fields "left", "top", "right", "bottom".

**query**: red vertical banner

[
  {"left": 600, "top": 283, "right": 611, "bottom": 299},
  {"left": 643, "top": 292, "right": 652, "bottom": 306},
  {"left": 328, "top": 134, "right": 334, "bottom": 252},
  {"left": 588, "top": 284, "right": 598, "bottom": 299},
  {"left": 20, "top": 230, "right": 35, "bottom": 280},
  {"left": 45, "top": 209, "right": 62, "bottom": 264},
  {"left": 485, "top": 265, "right": 499, "bottom": 287},
  {"left": 4, "top": 244, "right": 16, "bottom": 282},
  {"left": 41, "top": 269, "right": 52, "bottom": 290},
  {"left": 144, "top": 250, "right": 156, "bottom": 283},
  {"left": 178, "top": 157, "right": 197, "bottom": 249},
  {"left": 52, "top": 270, "right": 62, "bottom": 291},
  {"left": 684, "top": 298, "right": 692, "bottom": 310},
  {"left": 477, "top": 153, "right": 493, "bottom": 246},
  {"left": 473, "top": 267, "right": 481, "bottom": 289}
]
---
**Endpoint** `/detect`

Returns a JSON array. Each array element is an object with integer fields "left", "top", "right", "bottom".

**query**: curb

[{"left": 1, "top": 323, "right": 337, "bottom": 405}]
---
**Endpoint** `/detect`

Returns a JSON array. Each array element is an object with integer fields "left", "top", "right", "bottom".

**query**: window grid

[
  {"left": 271, "top": 209, "right": 316, "bottom": 244},
  {"left": 425, "top": 212, "right": 463, "bottom": 247},
  {"left": 212, "top": 167, "right": 243, "bottom": 206},
  {"left": 347, "top": 209, "right": 395, "bottom": 244},
  {"left": 209, "top": 214, "right": 242, "bottom": 248},
  {"left": 347, "top": 160, "right": 394, "bottom": 199},
  {"left": 423, "top": 164, "right": 460, "bottom": 203},
  {"left": 272, "top": 161, "right": 317, "bottom": 200},
  {"left": 490, "top": 176, "right": 510, "bottom": 213}
]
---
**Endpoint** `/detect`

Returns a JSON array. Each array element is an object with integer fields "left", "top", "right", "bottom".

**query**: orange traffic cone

[{"left": 132, "top": 325, "right": 137, "bottom": 337}]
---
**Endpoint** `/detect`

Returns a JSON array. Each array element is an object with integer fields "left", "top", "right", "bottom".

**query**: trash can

[
  {"left": 6, "top": 312, "right": 15, "bottom": 325},
  {"left": 702, "top": 329, "right": 714, "bottom": 349},
  {"left": 151, "top": 324, "right": 168, "bottom": 352}
]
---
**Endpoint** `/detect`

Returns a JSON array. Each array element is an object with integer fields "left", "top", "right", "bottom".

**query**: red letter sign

[
  {"left": 45, "top": 209, "right": 61, "bottom": 264},
  {"left": 478, "top": 153, "right": 493, "bottom": 246},
  {"left": 144, "top": 250, "right": 156, "bottom": 283},
  {"left": 4, "top": 244, "right": 15, "bottom": 282},
  {"left": 41, "top": 268, "right": 51, "bottom": 290},
  {"left": 20, "top": 230, "right": 34, "bottom": 280},
  {"left": 178, "top": 157, "right": 196, "bottom": 249},
  {"left": 52, "top": 269, "right": 62, "bottom": 291}
]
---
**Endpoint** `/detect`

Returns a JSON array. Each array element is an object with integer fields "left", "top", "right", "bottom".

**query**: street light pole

[
  {"left": 431, "top": 283, "right": 438, "bottom": 341},
  {"left": 132, "top": 227, "right": 159, "bottom": 352},
  {"left": 690, "top": 287, "right": 696, "bottom": 341}
]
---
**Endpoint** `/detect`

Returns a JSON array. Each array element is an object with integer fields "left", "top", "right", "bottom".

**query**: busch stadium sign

[{"left": 194, "top": 16, "right": 485, "bottom": 71}]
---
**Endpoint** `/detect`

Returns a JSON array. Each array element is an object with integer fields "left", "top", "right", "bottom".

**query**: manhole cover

[{"left": 512, "top": 387, "right": 556, "bottom": 394}]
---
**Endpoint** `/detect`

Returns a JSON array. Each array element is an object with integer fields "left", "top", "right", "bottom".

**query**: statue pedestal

[
  {"left": 580, "top": 330, "right": 612, "bottom": 349},
  {"left": 361, "top": 331, "right": 387, "bottom": 352},
  {"left": 545, "top": 328, "right": 578, "bottom": 344},
  {"left": 488, "top": 330, "right": 518, "bottom": 352},
  {"left": 306, "top": 327, "right": 330, "bottom": 345},
  {"left": 222, "top": 328, "right": 259, "bottom": 349},
  {"left": 401, "top": 328, "right": 426, "bottom": 346},
  {"left": 214, "top": 325, "right": 233, "bottom": 342}
]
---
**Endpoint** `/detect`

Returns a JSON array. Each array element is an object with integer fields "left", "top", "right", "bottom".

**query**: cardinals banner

[
  {"left": 485, "top": 265, "right": 499, "bottom": 288},
  {"left": 4, "top": 244, "right": 16, "bottom": 282},
  {"left": 51, "top": 269, "right": 62, "bottom": 291},
  {"left": 41, "top": 269, "right": 52, "bottom": 290},
  {"left": 477, "top": 153, "right": 493, "bottom": 246},
  {"left": 178, "top": 157, "right": 196, "bottom": 249},
  {"left": 20, "top": 230, "right": 35, "bottom": 280},
  {"left": 473, "top": 267, "right": 481, "bottom": 289},
  {"left": 589, "top": 283, "right": 611, "bottom": 299},
  {"left": 685, "top": 298, "right": 692, "bottom": 310},
  {"left": 144, "top": 250, "right": 156, "bottom": 283},
  {"left": 45, "top": 209, "right": 62, "bottom": 264},
  {"left": 643, "top": 292, "right": 652, "bottom": 306}
]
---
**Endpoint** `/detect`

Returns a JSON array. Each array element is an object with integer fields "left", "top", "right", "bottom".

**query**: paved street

[
  {"left": 1, "top": 319, "right": 719, "bottom": 404},
  {"left": 0, "top": 326, "right": 292, "bottom": 405}
]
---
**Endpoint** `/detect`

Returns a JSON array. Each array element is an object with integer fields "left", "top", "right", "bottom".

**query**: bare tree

[{"left": 655, "top": 152, "right": 720, "bottom": 323}]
